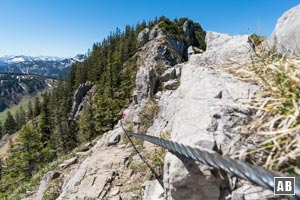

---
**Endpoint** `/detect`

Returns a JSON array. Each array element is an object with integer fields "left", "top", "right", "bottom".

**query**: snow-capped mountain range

[{"left": 0, "top": 54, "right": 86, "bottom": 78}]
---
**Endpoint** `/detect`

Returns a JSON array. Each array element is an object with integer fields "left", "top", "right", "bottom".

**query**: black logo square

[{"left": 274, "top": 177, "right": 295, "bottom": 195}]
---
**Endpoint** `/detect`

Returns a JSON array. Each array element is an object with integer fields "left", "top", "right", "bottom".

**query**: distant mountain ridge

[{"left": 0, "top": 54, "right": 86, "bottom": 78}]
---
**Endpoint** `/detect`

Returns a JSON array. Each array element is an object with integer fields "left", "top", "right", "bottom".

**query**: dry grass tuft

[
  {"left": 227, "top": 43, "right": 300, "bottom": 175},
  {"left": 139, "top": 99, "right": 159, "bottom": 133}
]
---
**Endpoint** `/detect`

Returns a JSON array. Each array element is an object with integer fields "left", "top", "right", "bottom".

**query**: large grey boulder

[
  {"left": 161, "top": 67, "right": 176, "bottom": 82},
  {"left": 137, "top": 28, "right": 150, "bottom": 47},
  {"left": 190, "top": 31, "right": 251, "bottom": 66},
  {"left": 268, "top": 4, "right": 300, "bottom": 56},
  {"left": 135, "top": 67, "right": 157, "bottom": 104},
  {"left": 149, "top": 26, "right": 159, "bottom": 40},
  {"left": 143, "top": 180, "right": 164, "bottom": 200},
  {"left": 163, "top": 62, "right": 258, "bottom": 200},
  {"left": 104, "top": 127, "right": 123, "bottom": 146}
]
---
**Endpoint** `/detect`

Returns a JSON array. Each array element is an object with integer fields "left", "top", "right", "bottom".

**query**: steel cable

[{"left": 120, "top": 121, "right": 300, "bottom": 199}]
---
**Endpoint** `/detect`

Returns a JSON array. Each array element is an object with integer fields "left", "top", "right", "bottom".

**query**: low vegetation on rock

[{"left": 227, "top": 38, "right": 300, "bottom": 174}]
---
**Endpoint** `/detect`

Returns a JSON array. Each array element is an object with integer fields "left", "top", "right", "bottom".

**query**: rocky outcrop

[
  {"left": 183, "top": 20, "right": 192, "bottom": 36},
  {"left": 135, "top": 67, "right": 157, "bottom": 104},
  {"left": 187, "top": 46, "right": 194, "bottom": 59},
  {"left": 166, "top": 20, "right": 199, "bottom": 59},
  {"left": 71, "top": 81, "right": 93, "bottom": 117},
  {"left": 137, "top": 28, "right": 150, "bottom": 47},
  {"left": 133, "top": 23, "right": 195, "bottom": 105},
  {"left": 136, "top": 20, "right": 203, "bottom": 64},
  {"left": 166, "top": 37, "right": 188, "bottom": 58},
  {"left": 23, "top": 124, "right": 146, "bottom": 200},
  {"left": 161, "top": 67, "right": 176, "bottom": 82},
  {"left": 163, "top": 60, "right": 258, "bottom": 199},
  {"left": 268, "top": 4, "right": 300, "bottom": 56},
  {"left": 36, "top": 171, "right": 61, "bottom": 200},
  {"left": 104, "top": 127, "right": 123, "bottom": 146},
  {"left": 149, "top": 26, "right": 159, "bottom": 40},
  {"left": 141, "top": 32, "right": 277, "bottom": 199},
  {"left": 193, "top": 31, "right": 251, "bottom": 67},
  {"left": 163, "top": 80, "right": 178, "bottom": 90}
]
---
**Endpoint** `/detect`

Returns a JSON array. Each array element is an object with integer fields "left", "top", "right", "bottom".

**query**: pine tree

[
  {"left": 15, "top": 110, "right": 21, "bottom": 130},
  {"left": 15, "top": 106, "right": 26, "bottom": 130},
  {"left": 27, "top": 100, "right": 33, "bottom": 120},
  {"left": 2, "top": 126, "right": 46, "bottom": 192},
  {"left": 0, "top": 159, "right": 2, "bottom": 181},
  {"left": 19, "top": 106, "right": 26, "bottom": 128},
  {"left": 33, "top": 96, "right": 41, "bottom": 117},
  {"left": 3, "top": 111, "right": 17, "bottom": 135},
  {"left": 78, "top": 94, "right": 97, "bottom": 141},
  {"left": 39, "top": 94, "right": 52, "bottom": 144},
  {"left": 0, "top": 122, "right": 2, "bottom": 139}
]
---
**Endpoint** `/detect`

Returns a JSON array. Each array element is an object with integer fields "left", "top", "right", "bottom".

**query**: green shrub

[{"left": 249, "top": 34, "right": 265, "bottom": 47}]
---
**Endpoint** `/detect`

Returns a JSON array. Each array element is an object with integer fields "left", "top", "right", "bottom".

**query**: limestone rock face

[
  {"left": 191, "top": 31, "right": 251, "bottom": 67},
  {"left": 145, "top": 90, "right": 178, "bottom": 140},
  {"left": 183, "top": 20, "right": 192, "bottom": 36},
  {"left": 164, "top": 20, "right": 199, "bottom": 59},
  {"left": 142, "top": 31, "right": 277, "bottom": 199},
  {"left": 137, "top": 28, "right": 150, "bottom": 47},
  {"left": 133, "top": 23, "right": 195, "bottom": 106},
  {"left": 161, "top": 67, "right": 176, "bottom": 82},
  {"left": 163, "top": 79, "right": 178, "bottom": 90},
  {"left": 135, "top": 67, "right": 157, "bottom": 104},
  {"left": 71, "top": 81, "right": 93, "bottom": 117},
  {"left": 164, "top": 62, "right": 258, "bottom": 200},
  {"left": 149, "top": 26, "right": 159, "bottom": 40},
  {"left": 187, "top": 46, "right": 194, "bottom": 59},
  {"left": 268, "top": 4, "right": 300, "bottom": 56}
]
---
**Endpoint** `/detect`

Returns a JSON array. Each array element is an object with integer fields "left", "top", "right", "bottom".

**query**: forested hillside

[
  {"left": 0, "top": 74, "right": 54, "bottom": 112},
  {"left": 0, "top": 17, "right": 206, "bottom": 198}
]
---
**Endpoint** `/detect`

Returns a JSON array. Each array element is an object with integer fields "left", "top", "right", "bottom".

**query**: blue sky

[{"left": 0, "top": 0, "right": 299, "bottom": 57}]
